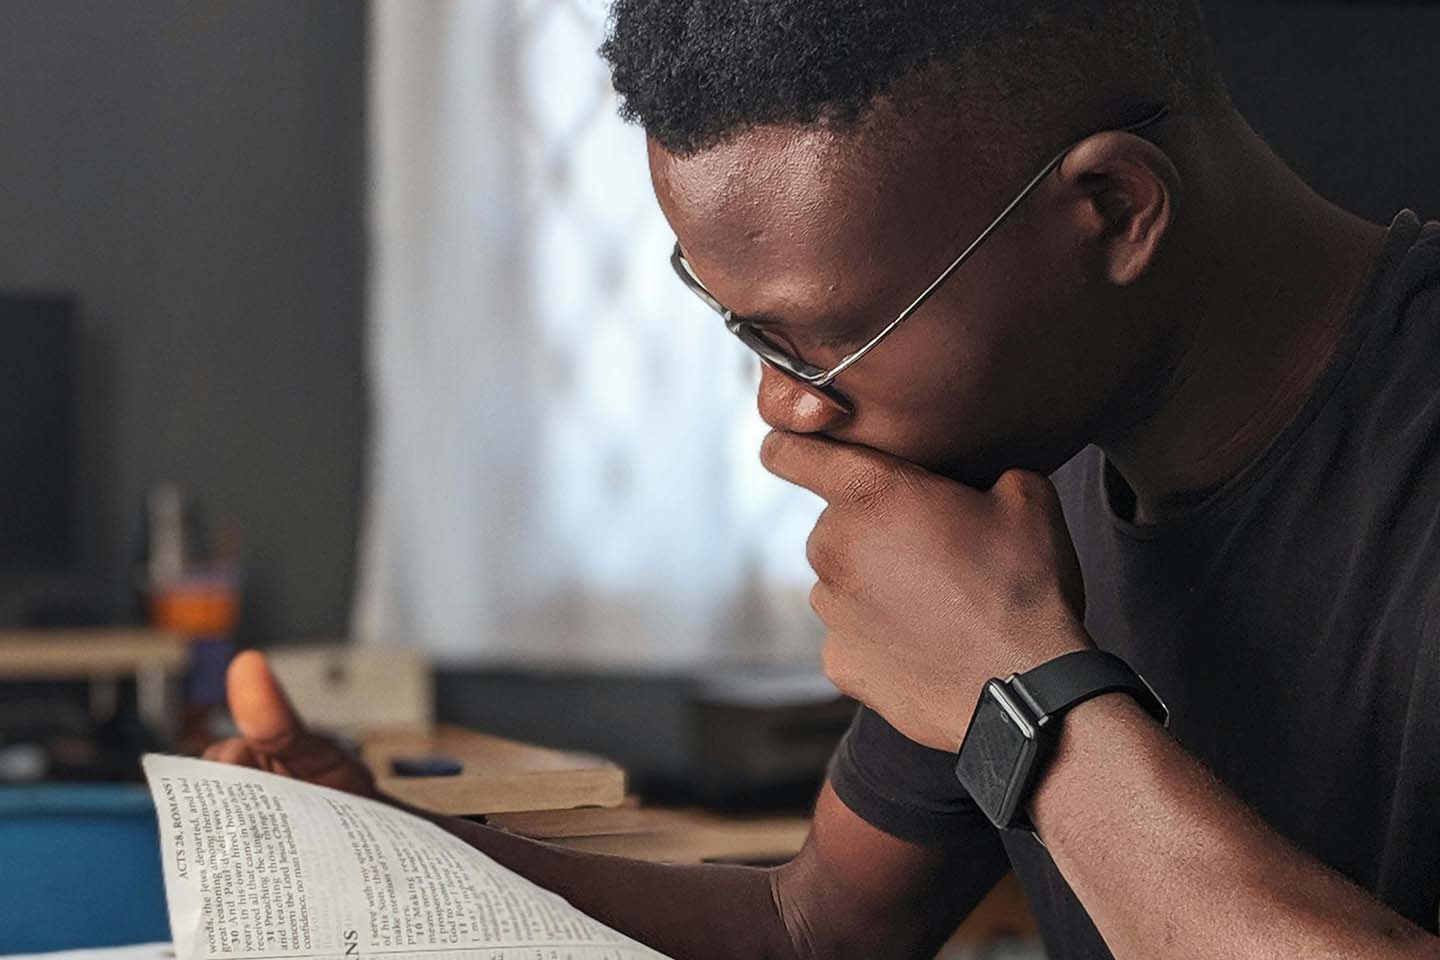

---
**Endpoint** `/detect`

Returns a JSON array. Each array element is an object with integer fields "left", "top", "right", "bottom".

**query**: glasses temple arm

[{"left": 823, "top": 103, "right": 1170, "bottom": 383}]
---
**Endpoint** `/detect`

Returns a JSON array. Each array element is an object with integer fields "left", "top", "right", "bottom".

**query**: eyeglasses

[{"left": 671, "top": 104, "right": 1171, "bottom": 410}]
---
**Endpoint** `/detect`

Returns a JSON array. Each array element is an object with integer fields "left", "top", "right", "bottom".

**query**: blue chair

[{"left": 0, "top": 784, "right": 170, "bottom": 954}]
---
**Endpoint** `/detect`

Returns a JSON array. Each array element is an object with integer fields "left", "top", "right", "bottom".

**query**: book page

[{"left": 141, "top": 755, "right": 672, "bottom": 960}]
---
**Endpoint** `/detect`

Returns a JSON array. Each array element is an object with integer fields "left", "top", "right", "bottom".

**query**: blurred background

[{"left": 1, "top": 1, "right": 1437, "bottom": 957}]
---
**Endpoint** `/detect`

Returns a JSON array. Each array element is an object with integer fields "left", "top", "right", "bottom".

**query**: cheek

[
  {"left": 947, "top": 296, "right": 1121, "bottom": 470},
  {"left": 825, "top": 330, "right": 986, "bottom": 469},
  {"left": 941, "top": 225, "right": 1124, "bottom": 427},
  {"left": 986, "top": 281, "right": 1140, "bottom": 431},
  {"left": 829, "top": 273, "right": 1116, "bottom": 476}
]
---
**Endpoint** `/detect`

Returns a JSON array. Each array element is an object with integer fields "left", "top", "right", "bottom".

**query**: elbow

[
  {"left": 768, "top": 865, "right": 821, "bottom": 960},
  {"left": 766, "top": 864, "right": 938, "bottom": 960}
]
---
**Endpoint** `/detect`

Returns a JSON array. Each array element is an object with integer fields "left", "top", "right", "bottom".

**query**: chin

[
  {"left": 928, "top": 437, "right": 1088, "bottom": 488},
  {"left": 937, "top": 460, "right": 1008, "bottom": 489}
]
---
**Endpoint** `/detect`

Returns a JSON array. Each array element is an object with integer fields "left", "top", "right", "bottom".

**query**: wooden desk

[
  {"left": 491, "top": 803, "right": 810, "bottom": 864},
  {"left": 363, "top": 724, "right": 1038, "bottom": 951},
  {"left": 363, "top": 725, "right": 627, "bottom": 815},
  {"left": 491, "top": 804, "right": 1036, "bottom": 951},
  {"left": 0, "top": 629, "right": 187, "bottom": 736}
]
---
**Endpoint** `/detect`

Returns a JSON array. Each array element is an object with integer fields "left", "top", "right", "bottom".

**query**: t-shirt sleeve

[{"left": 828, "top": 704, "right": 1005, "bottom": 850}]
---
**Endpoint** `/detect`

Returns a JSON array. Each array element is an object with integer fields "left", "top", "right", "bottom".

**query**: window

[{"left": 359, "top": 0, "right": 822, "bottom": 666}]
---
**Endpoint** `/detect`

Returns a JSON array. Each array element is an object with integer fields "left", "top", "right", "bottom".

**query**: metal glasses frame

[{"left": 670, "top": 104, "right": 1171, "bottom": 408}]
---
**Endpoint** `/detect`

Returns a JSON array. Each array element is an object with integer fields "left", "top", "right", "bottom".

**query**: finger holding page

[
  {"left": 227, "top": 650, "right": 304, "bottom": 753},
  {"left": 142, "top": 754, "right": 675, "bottom": 960},
  {"left": 200, "top": 736, "right": 259, "bottom": 768},
  {"left": 225, "top": 650, "right": 376, "bottom": 795}
]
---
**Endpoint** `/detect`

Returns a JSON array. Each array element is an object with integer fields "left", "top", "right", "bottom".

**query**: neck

[{"left": 1098, "top": 109, "right": 1387, "bottom": 524}]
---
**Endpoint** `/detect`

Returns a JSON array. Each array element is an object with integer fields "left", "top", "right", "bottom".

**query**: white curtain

[{"left": 356, "top": 0, "right": 824, "bottom": 667}]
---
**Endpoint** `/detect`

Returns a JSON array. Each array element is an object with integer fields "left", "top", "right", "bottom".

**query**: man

[{"left": 206, "top": 1, "right": 1440, "bottom": 957}]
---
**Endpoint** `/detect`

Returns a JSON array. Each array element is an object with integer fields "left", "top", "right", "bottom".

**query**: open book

[{"left": 141, "top": 755, "right": 673, "bottom": 960}]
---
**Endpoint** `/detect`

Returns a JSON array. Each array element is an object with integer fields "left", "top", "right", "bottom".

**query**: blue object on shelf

[{"left": 0, "top": 784, "right": 171, "bottom": 954}]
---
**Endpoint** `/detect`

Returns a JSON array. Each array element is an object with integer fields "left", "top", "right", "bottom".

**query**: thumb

[{"left": 227, "top": 650, "right": 304, "bottom": 756}]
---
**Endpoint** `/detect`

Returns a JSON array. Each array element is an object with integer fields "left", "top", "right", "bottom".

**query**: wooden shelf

[{"left": 0, "top": 629, "right": 186, "bottom": 679}]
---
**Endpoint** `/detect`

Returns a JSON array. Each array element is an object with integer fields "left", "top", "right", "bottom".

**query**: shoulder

[
  {"left": 1374, "top": 212, "right": 1440, "bottom": 342},
  {"left": 1351, "top": 215, "right": 1440, "bottom": 466}
]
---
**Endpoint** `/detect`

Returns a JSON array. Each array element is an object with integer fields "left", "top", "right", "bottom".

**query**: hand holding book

[
  {"left": 142, "top": 754, "right": 672, "bottom": 960},
  {"left": 200, "top": 651, "right": 378, "bottom": 799}
]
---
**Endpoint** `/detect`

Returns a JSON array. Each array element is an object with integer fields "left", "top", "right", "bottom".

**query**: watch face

[{"left": 955, "top": 681, "right": 1036, "bottom": 828}]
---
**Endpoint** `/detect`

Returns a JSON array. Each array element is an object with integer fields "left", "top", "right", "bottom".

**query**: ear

[{"left": 1056, "top": 129, "right": 1180, "bottom": 287}]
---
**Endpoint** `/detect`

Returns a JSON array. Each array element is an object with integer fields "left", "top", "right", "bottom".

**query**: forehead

[{"left": 649, "top": 125, "right": 990, "bottom": 317}]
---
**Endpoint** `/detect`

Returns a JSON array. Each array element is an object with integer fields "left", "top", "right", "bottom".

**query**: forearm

[
  {"left": 1031, "top": 694, "right": 1439, "bottom": 960},
  {"left": 385, "top": 797, "right": 798, "bottom": 960}
]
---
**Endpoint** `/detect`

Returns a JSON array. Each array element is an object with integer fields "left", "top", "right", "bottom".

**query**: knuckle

[
  {"left": 808, "top": 580, "right": 841, "bottom": 622},
  {"left": 993, "top": 468, "right": 1030, "bottom": 494},
  {"left": 804, "top": 522, "right": 846, "bottom": 582},
  {"left": 804, "top": 524, "right": 825, "bottom": 573},
  {"left": 994, "top": 469, "right": 1052, "bottom": 506}
]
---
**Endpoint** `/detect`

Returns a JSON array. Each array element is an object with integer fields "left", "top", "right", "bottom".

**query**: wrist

[
  {"left": 954, "top": 643, "right": 1166, "bottom": 831},
  {"left": 990, "top": 619, "right": 1093, "bottom": 702},
  {"left": 1027, "top": 690, "right": 1160, "bottom": 837}
]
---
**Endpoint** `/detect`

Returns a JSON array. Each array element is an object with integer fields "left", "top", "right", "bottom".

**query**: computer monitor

[{"left": 0, "top": 294, "right": 75, "bottom": 573}]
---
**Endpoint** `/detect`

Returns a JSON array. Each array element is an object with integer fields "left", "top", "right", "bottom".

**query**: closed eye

[{"left": 748, "top": 321, "right": 861, "bottom": 362}]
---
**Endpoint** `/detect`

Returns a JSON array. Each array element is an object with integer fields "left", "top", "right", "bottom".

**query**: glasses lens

[
  {"left": 731, "top": 323, "right": 816, "bottom": 375},
  {"left": 673, "top": 245, "right": 852, "bottom": 412},
  {"left": 732, "top": 323, "right": 852, "bottom": 412}
]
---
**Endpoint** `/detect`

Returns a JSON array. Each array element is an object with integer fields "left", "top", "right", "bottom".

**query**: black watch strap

[{"left": 1010, "top": 649, "right": 1168, "bottom": 728}]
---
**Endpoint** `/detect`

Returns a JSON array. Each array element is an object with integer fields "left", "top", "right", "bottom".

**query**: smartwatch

[{"left": 954, "top": 649, "right": 1168, "bottom": 831}]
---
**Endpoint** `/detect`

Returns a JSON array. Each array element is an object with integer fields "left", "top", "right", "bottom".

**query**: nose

[{"left": 756, "top": 362, "right": 853, "bottom": 434}]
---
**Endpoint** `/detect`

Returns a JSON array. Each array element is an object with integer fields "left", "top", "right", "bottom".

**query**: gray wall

[
  {"left": 0, "top": 2, "right": 367, "bottom": 643},
  {"left": 1204, "top": 0, "right": 1440, "bottom": 224}
]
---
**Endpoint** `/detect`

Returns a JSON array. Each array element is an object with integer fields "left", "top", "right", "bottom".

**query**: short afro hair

[{"left": 600, "top": 0, "right": 1226, "bottom": 157}]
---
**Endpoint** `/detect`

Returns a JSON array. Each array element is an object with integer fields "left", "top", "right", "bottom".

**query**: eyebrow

[
  {"left": 740, "top": 309, "right": 850, "bottom": 338},
  {"left": 680, "top": 250, "right": 858, "bottom": 335}
]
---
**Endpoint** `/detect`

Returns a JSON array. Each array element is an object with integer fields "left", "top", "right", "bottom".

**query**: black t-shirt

[{"left": 829, "top": 211, "right": 1440, "bottom": 959}]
